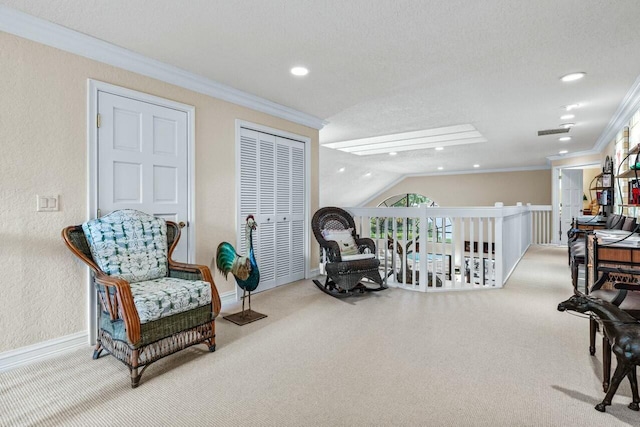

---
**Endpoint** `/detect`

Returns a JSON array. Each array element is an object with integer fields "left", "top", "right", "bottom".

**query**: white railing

[
  {"left": 337, "top": 203, "right": 550, "bottom": 292},
  {"left": 529, "top": 205, "right": 552, "bottom": 244}
]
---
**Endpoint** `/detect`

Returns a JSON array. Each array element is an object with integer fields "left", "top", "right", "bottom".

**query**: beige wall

[
  {"left": 367, "top": 169, "right": 552, "bottom": 207},
  {"left": 582, "top": 167, "right": 601, "bottom": 208},
  {"left": 0, "top": 32, "right": 319, "bottom": 352}
]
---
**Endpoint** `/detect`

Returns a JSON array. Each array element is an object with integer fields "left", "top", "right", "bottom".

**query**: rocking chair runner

[
  {"left": 62, "top": 209, "right": 221, "bottom": 388},
  {"left": 311, "top": 207, "right": 386, "bottom": 297}
]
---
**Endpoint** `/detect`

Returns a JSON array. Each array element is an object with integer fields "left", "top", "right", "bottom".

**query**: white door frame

[
  {"left": 235, "top": 120, "right": 311, "bottom": 302},
  {"left": 551, "top": 162, "right": 599, "bottom": 245},
  {"left": 87, "top": 79, "right": 196, "bottom": 343}
]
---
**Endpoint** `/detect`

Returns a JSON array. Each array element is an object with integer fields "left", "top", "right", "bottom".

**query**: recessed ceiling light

[
  {"left": 364, "top": 172, "right": 372, "bottom": 177},
  {"left": 559, "top": 150, "right": 569, "bottom": 155},
  {"left": 389, "top": 152, "right": 397, "bottom": 156},
  {"left": 559, "top": 136, "right": 572, "bottom": 142},
  {"left": 564, "top": 103, "right": 581, "bottom": 111},
  {"left": 560, "top": 72, "right": 586, "bottom": 82},
  {"left": 435, "top": 147, "right": 444, "bottom": 151},
  {"left": 338, "top": 167, "right": 345, "bottom": 172},
  {"left": 473, "top": 164, "right": 480, "bottom": 168},
  {"left": 560, "top": 114, "right": 575, "bottom": 120},
  {"left": 560, "top": 123, "right": 575, "bottom": 129},
  {"left": 437, "top": 166, "right": 443, "bottom": 170},
  {"left": 290, "top": 66, "right": 309, "bottom": 76}
]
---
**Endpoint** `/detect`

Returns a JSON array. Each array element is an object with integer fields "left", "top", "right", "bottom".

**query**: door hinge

[{"left": 96, "top": 113, "right": 101, "bottom": 128}]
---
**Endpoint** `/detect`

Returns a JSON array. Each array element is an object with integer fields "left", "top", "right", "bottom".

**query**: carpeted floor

[{"left": 1, "top": 245, "right": 639, "bottom": 426}]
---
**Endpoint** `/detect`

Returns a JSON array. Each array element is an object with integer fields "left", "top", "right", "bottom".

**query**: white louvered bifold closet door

[{"left": 239, "top": 128, "right": 305, "bottom": 293}]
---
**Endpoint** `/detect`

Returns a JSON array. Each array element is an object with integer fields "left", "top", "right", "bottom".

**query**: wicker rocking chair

[
  {"left": 62, "top": 209, "right": 221, "bottom": 388},
  {"left": 312, "top": 207, "right": 386, "bottom": 298}
]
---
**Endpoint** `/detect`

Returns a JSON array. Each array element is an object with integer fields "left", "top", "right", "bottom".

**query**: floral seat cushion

[
  {"left": 82, "top": 209, "right": 168, "bottom": 283},
  {"left": 130, "top": 277, "right": 212, "bottom": 324}
]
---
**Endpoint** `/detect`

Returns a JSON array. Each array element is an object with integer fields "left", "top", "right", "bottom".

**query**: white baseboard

[
  {"left": 0, "top": 331, "right": 89, "bottom": 372},
  {"left": 0, "top": 293, "right": 238, "bottom": 373},
  {"left": 220, "top": 290, "right": 237, "bottom": 306},
  {"left": 308, "top": 268, "right": 320, "bottom": 278}
]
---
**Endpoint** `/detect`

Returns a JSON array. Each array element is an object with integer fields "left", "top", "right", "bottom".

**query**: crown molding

[
  {"left": 402, "top": 164, "right": 551, "bottom": 178},
  {"left": 0, "top": 6, "right": 326, "bottom": 130},
  {"left": 593, "top": 74, "right": 640, "bottom": 152},
  {"left": 546, "top": 148, "right": 601, "bottom": 162}
]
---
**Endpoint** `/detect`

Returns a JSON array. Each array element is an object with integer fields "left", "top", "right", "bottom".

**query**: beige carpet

[{"left": 1, "top": 246, "right": 639, "bottom": 426}]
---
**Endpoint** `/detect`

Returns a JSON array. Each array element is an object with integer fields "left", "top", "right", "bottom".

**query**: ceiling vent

[{"left": 537, "top": 128, "right": 570, "bottom": 136}]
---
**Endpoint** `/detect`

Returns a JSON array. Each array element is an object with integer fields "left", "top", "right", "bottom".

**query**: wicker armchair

[
  {"left": 311, "top": 207, "right": 386, "bottom": 297},
  {"left": 62, "top": 209, "right": 221, "bottom": 388}
]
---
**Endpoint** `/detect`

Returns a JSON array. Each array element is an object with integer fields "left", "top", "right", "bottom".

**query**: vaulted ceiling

[{"left": 3, "top": 0, "right": 640, "bottom": 205}]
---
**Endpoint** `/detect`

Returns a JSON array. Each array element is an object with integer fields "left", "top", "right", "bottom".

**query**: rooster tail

[
  {"left": 216, "top": 242, "right": 238, "bottom": 279},
  {"left": 216, "top": 242, "right": 251, "bottom": 281}
]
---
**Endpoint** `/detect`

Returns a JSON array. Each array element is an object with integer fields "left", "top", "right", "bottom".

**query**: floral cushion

[
  {"left": 130, "top": 277, "right": 212, "bottom": 324},
  {"left": 321, "top": 228, "right": 359, "bottom": 256},
  {"left": 82, "top": 210, "right": 168, "bottom": 283}
]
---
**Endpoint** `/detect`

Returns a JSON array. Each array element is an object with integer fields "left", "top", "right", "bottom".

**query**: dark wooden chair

[
  {"left": 311, "top": 207, "right": 386, "bottom": 298},
  {"left": 62, "top": 209, "right": 221, "bottom": 387}
]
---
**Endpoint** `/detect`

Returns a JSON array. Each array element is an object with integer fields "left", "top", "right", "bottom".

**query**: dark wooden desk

[
  {"left": 576, "top": 220, "right": 606, "bottom": 231},
  {"left": 586, "top": 233, "right": 640, "bottom": 290},
  {"left": 584, "top": 232, "right": 640, "bottom": 392}
]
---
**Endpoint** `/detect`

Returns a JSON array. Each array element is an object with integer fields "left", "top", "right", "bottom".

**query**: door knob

[{"left": 178, "top": 221, "right": 186, "bottom": 229}]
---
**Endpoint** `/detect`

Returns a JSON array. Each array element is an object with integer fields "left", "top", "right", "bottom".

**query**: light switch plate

[{"left": 37, "top": 195, "right": 59, "bottom": 212}]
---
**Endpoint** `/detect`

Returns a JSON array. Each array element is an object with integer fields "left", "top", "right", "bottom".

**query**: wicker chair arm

[
  {"left": 169, "top": 261, "right": 221, "bottom": 316},
  {"left": 61, "top": 225, "right": 102, "bottom": 274},
  {"left": 318, "top": 239, "right": 342, "bottom": 262},
  {"left": 94, "top": 273, "right": 141, "bottom": 345},
  {"left": 355, "top": 237, "right": 376, "bottom": 254}
]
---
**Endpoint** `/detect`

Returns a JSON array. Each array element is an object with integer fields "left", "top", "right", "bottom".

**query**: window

[
  {"left": 374, "top": 193, "right": 452, "bottom": 242},
  {"left": 378, "top": 193, "right": 436, "bottom": 208}
]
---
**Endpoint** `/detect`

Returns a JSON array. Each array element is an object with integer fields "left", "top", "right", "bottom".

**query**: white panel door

[
  {"left": 560, "top": 169, "right": 583, "bottom": 245},
  {"left": 98, "top": 91, "right": 190, "bottom": 261}
]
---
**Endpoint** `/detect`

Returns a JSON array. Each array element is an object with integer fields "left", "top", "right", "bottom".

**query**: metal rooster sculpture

[{"left": 215, "top": 215, "right": 267, "bottom": 325}]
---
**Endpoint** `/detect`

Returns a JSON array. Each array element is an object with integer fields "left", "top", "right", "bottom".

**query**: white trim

[
  {"left": 358, "top": 165, "right": 551, "bottom": 207},
  {"left": 551, "top": 166, "right": 560, "bottom": 245},
  {"left": 87, "top": 79, "right": 197, "bottom": 341},
  {"left": 0, "top": 332, "right": 88, "bottom": 372},
  {"left": 405, "top": 164, "right": 551, "bottom": 177},
  {"left": 547, "top": 148, "right": 601, "bottom": 162},
  {"left": 220, "top": 290, "right": 238, "bottom": 307},
  {"left": 594, "top": 74, "right": 640, "bottom": 152},
  {"left": 235, "top": 120, "right": 312, "bottom": 292},
  {"left": 309, "top": 268, "right": 320, "bottom": 277},
  {"left": 0, "top": 290, "right": 235, "bottom": 372},
  {"left": 0, "top": 6, "right": 326, "bottom": 131},
  {"left": 87, "top": 80, "right": 98, "bottom": 344}
]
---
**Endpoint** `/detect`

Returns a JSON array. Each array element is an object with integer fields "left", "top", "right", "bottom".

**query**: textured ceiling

[{"left": 4, "top": 0, "right": 640, "bottom": 206}]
